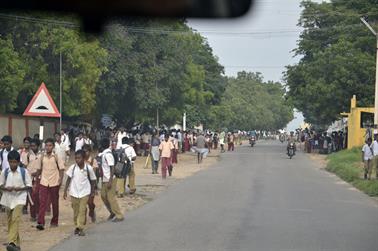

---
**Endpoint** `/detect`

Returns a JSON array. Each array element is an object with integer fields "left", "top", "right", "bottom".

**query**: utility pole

[
  {"left": 156, "top": 80, "right": 159, "bottom": 129},
  {"left": 59, "top": 51, "right": 63, "bottom": 132},
  {"left": 183, "top": 112, "right": 187, "bottom": 131},
  {"left": 360, "top": 17, "right": 378, "bottom": 126}
]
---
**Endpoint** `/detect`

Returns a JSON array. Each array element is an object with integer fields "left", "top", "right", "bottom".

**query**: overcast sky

[
  {"left": 188, "top": 0, "right": 304, "bottom": 82},
  {"left": 188, "top": 0, "right": 307, "bottom": 130}
]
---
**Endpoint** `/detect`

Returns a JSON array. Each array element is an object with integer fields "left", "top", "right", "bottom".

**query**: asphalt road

[{"left": 51, "top": 141, "right": 378, "bottom": 251}]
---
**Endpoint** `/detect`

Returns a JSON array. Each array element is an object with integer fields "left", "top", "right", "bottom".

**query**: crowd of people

[
  {"left": 0, "top": 126, "right": 247, "bottom": 251},
  {"left": 290, "top": 128, "right": 347, "bottom": 154}
]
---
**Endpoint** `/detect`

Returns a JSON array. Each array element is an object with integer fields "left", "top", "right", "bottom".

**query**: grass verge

[{"left": 326, "top": 147, "right": 378, "bottom": 197}]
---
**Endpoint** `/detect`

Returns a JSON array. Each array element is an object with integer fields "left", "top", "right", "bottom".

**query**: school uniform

[
  {"left": 0, "top": 147, "right": 14, "bottom": 171},
  {"left": 66, "top": 164, "right": 96, "bottom": 231},
  {"left": 0, "top": 166, "right": 32, "bottom": 247},
  {"left": 372, "top": 140, "right": 378, "bottom": 179},
  {"left": 26, "top": 151, "right": 40, "bottom": 220},
  {"left": 35, "top": 152, "right": 65, "bottom": 226},
  {"left": 85, "top": 156, "right": 98, "bottom": 221},
  {"left": 100, "top": 149, "right": 123, "bottom": 220},
  {"left": 362, "top": 143, "right": 374, "bottom": 179},
  {"left": 116, "top": 144, "right": 137, "bottom": 195}
]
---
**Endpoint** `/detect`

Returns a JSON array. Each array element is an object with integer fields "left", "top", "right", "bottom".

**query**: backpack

[
  {"left": 114, "top": 148, "right": 129, "bottom": 178},
  {"left": 4, "top": 166, "right": 27, "bottom": 187}
]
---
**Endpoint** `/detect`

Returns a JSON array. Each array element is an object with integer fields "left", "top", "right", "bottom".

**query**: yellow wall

[{"left": 342, "top": 96, "right": 374, "bottom": 149}]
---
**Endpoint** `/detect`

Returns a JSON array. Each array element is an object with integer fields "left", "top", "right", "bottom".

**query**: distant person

[
  {"left": 75, "top": 133, "right": 85, "bottom": 152},
  {"left": 195, "top": 133, "right": 208, "bottom": 164},
  {"left": 0, "top": 150, "right": 32, "bottom": 251},
  {"left": 150, "top": 133, "right": 161, "bottom": 174},
  {"left": 362, "top": 137, "right": 373, "bottom": 180},
  {"left": 159, "top": 135, "right": 174, "bottom": 179},
  {"left": 54, "top": 133, "right": 70, "bottom": 164}
]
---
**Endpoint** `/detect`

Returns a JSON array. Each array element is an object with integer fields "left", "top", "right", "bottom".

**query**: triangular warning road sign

[{"left": 23, "top": 82, "right": 61, "bottom": 118}]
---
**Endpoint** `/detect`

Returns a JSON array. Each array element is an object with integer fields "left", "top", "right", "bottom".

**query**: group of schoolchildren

[{"left": 0, "top": 133, "right": 139, "bottom": 251}]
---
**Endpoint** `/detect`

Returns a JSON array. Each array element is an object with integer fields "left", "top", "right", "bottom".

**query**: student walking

[
  {"left": 159, "top": 135, "right": 174, "bottom": 179},
  {"left": 34, "top": 138, "right": 65, "bottom": 230},
  {"left": 98, "top": 138, "right": 124, "bottom": 222},
  {"left": 373, "top": 134, "right": 378, "bottom": 179},
  {"left": 362, "top": 138, "right": 374, "bottom": 180},
  {"left": 28, "top": 139, "right": 41, "bottom": 222},
  {"left": 0, "top": 150, "right": 32, "bottom": 251},
  {"left": 124, "top": 138, "right": 137, "bottom": 194},
  {"left": 63, "top": 150, "right": 96, "bottom": 236},
  {"left": 150, "top": 134, "right": 160, "bottom": 174},
  {"left": 219, "top": 131, "right": 226, "bottom": 153},
  {"left": 83, "top": 144, "right": 98, "bottom": 223},
  {"left": 0, "top": 135, "right": 14, "bottom": 171}
]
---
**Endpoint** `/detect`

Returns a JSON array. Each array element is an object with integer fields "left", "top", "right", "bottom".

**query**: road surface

[{"left": 51, "top": 141, "right": 378, "bottom": 251}]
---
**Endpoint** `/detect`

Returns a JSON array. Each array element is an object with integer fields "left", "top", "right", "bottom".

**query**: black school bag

[{"left": 114, "top": 148, "right": 129, "bottom": 178}]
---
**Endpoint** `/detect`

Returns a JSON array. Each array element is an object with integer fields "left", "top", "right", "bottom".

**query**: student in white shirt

[
  {"left": 121, "top": 137, "right": 137, "bottom": 195},
  {"left": 0, "top": 135, "right": 14, "bottom": 171},
  {"left": 60, "top": 129, "right": 71, "bottom": 149},
  {"left": 63, "top": 150, "right": 96, "bottom": 236},
  {"left": 373, "top": 134, "right": 378, "bottom": 180},
  {"left": 362, "top": 137, "right": 373, "bottom": 180},
  {"left": 54, "top": 133, "right": 70, "bottom": 164},
  {"left": 0, "top": 150, "right": 32, "bottom": 251},
  {"left": 75, "top": 133, "right": 85, "bottom": 152},
  {"left": 98, "top": 138, "right": 124, "bottom": 222}
]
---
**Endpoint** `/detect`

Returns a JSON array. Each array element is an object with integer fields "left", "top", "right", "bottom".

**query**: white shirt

[
  {"left": 1, "top": 147, "right": 14, "bottom": 171},
  {"left": 117, "top": 132, "right": 127, "bottom": 149},
  {"left": 0, "top": 166, "right": 32, "bottom": 209},
  {"left": 177, "top": 132, "right": 182, "bottom": 142},
  {"left": 61, "top": 134, "right": 71, "bottom": 149},
  {"left": 372, "top": 141, "right": 378, "bottom": 156},
  {"left": 100, "top": 149, "right": 115, "bottom": 182},
  {"left": 75, "top": 138, "right": 85, "bottom": 152},
  {"left": 121, "top": 144, "right": 137, "bottom": 163},
  {"left": 362, "top": 144, "right": 373, "bottom": 160},
  {"left": 66, "top": 164, "right": 96, "bottom": 198},
  {"left": 55, "top": 142, "right": 70, "bottom": 162},
  {"left": 84, "top": 138, "right": 92, "bottom": 145}
]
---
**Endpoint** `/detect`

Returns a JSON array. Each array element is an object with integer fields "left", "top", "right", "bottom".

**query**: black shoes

[
  {"left": 6, "top": 243, "right": 20, "bottom": 251},
  {"left": 36, "top": 224, "right": 45, "bottom": 231}
]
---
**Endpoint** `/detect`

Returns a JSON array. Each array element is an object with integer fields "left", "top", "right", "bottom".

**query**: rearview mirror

[{"left": 0, "top": 0, "right": 254, "bottom": 32}]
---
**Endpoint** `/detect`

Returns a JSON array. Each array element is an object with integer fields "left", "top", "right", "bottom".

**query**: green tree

[
  {"left": 285, "top": 0, "right": 378, "bottom": 126},
  {"left": 0, "top": 38, "right": 26, "bottom": 113}
]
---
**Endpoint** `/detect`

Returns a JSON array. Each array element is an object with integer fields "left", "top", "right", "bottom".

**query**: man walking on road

[
  {"left": 362, "top": 137, "right": 374, "bottom": 180},
  {"left": 159, "top": 135, "right": 174, "bottom": 179},
  {"left": 372, "top": 133, "right": 378, "bottom": 179},
  {"left": 195, "top": 133, "right": 208, "bottom": 164}
]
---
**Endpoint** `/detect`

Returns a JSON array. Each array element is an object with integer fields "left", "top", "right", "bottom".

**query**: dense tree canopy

[
  {"left": 207, "top": 72, "right": 293, "bottom": 131},
  {"left": 0, "top": 14, "right": 293, "bottom": 130},
  {"left": 285, "top": 0, "right": 378, "bottom": 126}
]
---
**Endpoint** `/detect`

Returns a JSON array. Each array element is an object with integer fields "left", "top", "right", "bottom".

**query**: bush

[{"left": 326, "top": 147, "right": 378, "bottom": 196}]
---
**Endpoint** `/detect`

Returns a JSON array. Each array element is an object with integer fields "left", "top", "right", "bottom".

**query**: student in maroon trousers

[{"left": 34, "top": 138, "right": 65, "bottom": 230}]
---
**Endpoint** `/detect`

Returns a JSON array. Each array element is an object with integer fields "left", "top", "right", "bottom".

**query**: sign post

[{"left": 23, "top": 82, "right": 61, "bottom": 140}]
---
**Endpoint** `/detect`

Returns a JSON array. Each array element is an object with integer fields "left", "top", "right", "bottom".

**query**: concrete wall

[{"left": 0, "top": 114, "right": 68, "bottom": 148}]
